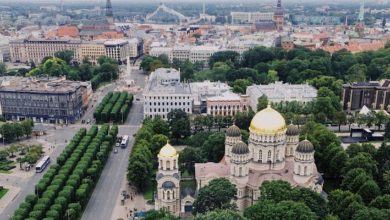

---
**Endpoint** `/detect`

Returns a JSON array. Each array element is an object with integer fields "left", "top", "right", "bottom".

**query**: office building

[
  {"left": 143, "top": 68, "right": 192, "bottom": 119},
  {"left": 246, "top": 82, "right": 317, "bottom": 110},
  {"left": 0, "top": 77, "right": 91, "bottom": 124}
]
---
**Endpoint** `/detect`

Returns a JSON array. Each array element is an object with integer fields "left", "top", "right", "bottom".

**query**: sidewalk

[{"left": 111, "top": 177, "right": 152, "bottom": 220}]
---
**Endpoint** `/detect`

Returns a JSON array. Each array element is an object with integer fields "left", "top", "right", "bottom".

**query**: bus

[
  {"left": 121, "top": 135, "right": 129, "bottom": 148},
  {"left": 36, "top": 156, "right": 50, "bottom": 173}
]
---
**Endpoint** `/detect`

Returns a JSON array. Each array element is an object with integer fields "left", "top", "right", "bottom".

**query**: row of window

[
  {"left": 146, "top": 108, "right": 191, "bottom": 113},
  {"left": 146, "top": 96, "right": 190, "bottom": 100},
  {"left": 210, "top": 105, "right": 241, "bottom": 110},
  {"left": 146, "top": 102, "right": 191, "bottom": 106}
]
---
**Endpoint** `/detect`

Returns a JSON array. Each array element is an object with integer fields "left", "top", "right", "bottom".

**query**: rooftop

[{"left": 0, "top": 77, "right": 87, "bottom": 94}]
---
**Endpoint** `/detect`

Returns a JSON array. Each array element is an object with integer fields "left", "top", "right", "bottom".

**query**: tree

[
  {"left": 259, "top": 180, "right": 292, "bottom": 202},
  {"left": 343, "top": 153, "right": 378, "bottom": 177},
  {"left": 209, "top": 51, "right": 240, "bottom": 68},
  {"left": 54, "top": 50, "right": 74, "bottom": 64},
  {"left": 232, "top": 79, "right": 252, "bottom": 94},
  {"left": 144, "top": 209, "right": 179, "bottom": 220},
  {"left": 345, "top": 64, "right": 367, "bottom": 82},
  {"left": 257, "top": 95, "right": 268, "bottom": 112},
  {"left": 167, "top": 109, "right": 191, "bottom": 144},
  {"left": 328, "top": 189, "right": 363, "bottom": 218},
  {"left": 151, "top": 116, "right": 169, "bottom": 136},
  {"left": 201, "top": 132, "right": 225, "bottom": 162},
  {"left": 353, "top": 207, "right": 390, "bottom": 220},
  {"left": 369, "top": 195, "right": 390, "bottom": 209},
  {"left": 374, "top": 111, "right": 388, "bottom": 130},
  {"left": 384, "top": 120, "right": 390, "bottom": 139},
  {"left": 0, "top": 62, "right": 6, "bottom": 76},
  {"left": 192, "top": 178, "right": 237, "bottom": 215},
  {"left": 127, "top": 153, "right": 153, "bottom": 191},
  {"left": 244, "top": 200, "right": 317, "bottom": 220},
  {"left": 150, "top": 134, "right": 168, "bottom": 158},
  {"left": 357, "top": 180, "right": 381, "bottom": 204},
  {"left": 179, "top": 147, "right": 205, "bottom": 176},
  {"left": 195, "top": 209, "right": 246, "bottom": 220},
  {"left": 334, "top": 111, "right": 347, "bottom": 132}
]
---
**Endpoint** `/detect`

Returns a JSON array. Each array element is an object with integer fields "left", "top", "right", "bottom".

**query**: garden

[
  {"left": 0, "top": 144, "right": 44, "bottom": 173},
  {"left": 93, "top": 91, "right": 134, "bottom": 124},
  {"left": 10, "top": 124, "right": 118, "bottom": 220}
]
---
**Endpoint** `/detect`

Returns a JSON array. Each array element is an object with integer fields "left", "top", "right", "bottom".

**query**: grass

[
  {"left": 180, "top": 179, "right": 196, "bottom": 190},
  {"left": 0, "top": 187, "right": 9, "bottom": 199},
  {"left": 0, "top": 170, "right": 11, "bottom": 174},
  {"left": 143, "top": 181, "right": 156, "bottom": 201}
]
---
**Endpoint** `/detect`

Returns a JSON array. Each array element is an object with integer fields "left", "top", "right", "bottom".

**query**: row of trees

[
  {"left": 0, "top": 119, "right": 34, "bottom": 143},
  {"left": 26, "top": 51, "right": 119, "bottom": 90},
  {"left": 127, "top": 117, "right": 169, "bottom": 192},
  {"left": 93, "top": 91, "right": 134, "bottom": 124},
  {"left": 11, "top": 124, "right": 118, "bottom": 220}
]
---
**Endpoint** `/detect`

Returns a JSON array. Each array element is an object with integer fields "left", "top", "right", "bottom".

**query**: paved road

[
  {"left": 81, "top": 101, "right": 143, "bottom": 220},
  {"left": 81, "top": 66, "right": 146, "bottom": 220}
]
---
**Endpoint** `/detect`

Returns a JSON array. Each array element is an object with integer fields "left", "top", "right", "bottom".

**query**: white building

[
  {"left": 246, "top": 81, "right": 318, "bottom": 110},
  {"left": 231, "top": 12, "right": 274, "bottom": 24},
  {"left": 104, "top": 40, "right": 129, "bottom": 63},
  {"left": 190, "top": 81, "right": 231, "bottom": 113},
  {"left": 150, "top": 45, "right": 219, "bottom": 66},
  {"left": 143, "top": 68, "right": 192, "bottom": 120},
  {"left": 127, "top": 38, "right": 140, "bottom": 58}
]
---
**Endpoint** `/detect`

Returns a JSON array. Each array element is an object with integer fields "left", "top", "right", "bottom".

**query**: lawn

[
  {"left": 143, "top": 181, "right": 156, "bottom": 201},
  {"left": 0, "top": 187, "right": 9, "bottom": 199}
]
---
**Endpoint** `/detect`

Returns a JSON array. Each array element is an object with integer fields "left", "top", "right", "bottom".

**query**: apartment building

[
  {"left": 10, "top": 39, "right": 81, "bottom": 64},
  {"left": 0, "top": 77, "right": 91, "bottom": 124},
  {"left": 143, "top": 68, "right": 192, "bottom": 120}
]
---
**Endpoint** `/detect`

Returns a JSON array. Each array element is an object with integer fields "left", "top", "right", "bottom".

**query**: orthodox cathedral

[{"left": 155, "top": 105, "right": 324, "bottom": 215}]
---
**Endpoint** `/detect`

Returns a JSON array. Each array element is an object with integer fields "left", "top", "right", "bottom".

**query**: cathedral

[
  {"left": 155, "top": 105, "right": 324, "bottom": 215},
  {"left": 194, "top": 105, "right": 324, "bottom": 210}
]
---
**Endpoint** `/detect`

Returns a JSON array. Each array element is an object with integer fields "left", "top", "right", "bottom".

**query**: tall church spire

[
  {"left": 106, "top": 0, "right": 113, "bottom": 18},
  {"left": 277, "top": 0, "right": 282, "bottom": 8},
  {"left": 358, "top": 0, "right": 365, "bottom": 22}
]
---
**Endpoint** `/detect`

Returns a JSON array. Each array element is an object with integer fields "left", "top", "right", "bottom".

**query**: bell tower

[
  {"left": 355, "top": 0, "right": 365, "bottom": 37},
  {"left": 274, "top": 0, "right": 284, "bottom": 31},
  {"left": 105, "top": 0, "right": 114, "bottom": 25}
]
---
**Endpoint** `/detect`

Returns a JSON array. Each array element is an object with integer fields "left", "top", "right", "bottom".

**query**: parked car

[
  {"left": 115, "top": 136, "right": 122, "bottom": 147},
  {"left": 114, "top": 149, "right": 118, "bottom": 154}
]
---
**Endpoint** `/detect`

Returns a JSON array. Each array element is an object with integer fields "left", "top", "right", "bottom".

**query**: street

[
  {"left": 0, "top": 65, "right": 147, "bottom": 219},
  {"left": 81, "top": 65, "right": 146, "bottom": 220}
]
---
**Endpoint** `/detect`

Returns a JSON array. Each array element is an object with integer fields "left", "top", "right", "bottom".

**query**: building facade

[
  {"left": 342, "top": 80, "right": 390, "bottom": 112},
  {"left": 79, "top": 41, "right": 106, "bottom": 65},
  {"left": 0, "top": 77, "right": 90, "bottom": 124},
  {"left": 195, "top": 105, "right": 324, "bottom": 211},
  {"left": 207, "top": 91, "right": 249, "bottom": 117},
  {"left": 104, "top": 40, "right": 129, "bottom": 63},
  {"left": 143, "top": 68, "right": 192, "bottom": 120},
  {"left": 149, "top": 46, "right": 219, "bottom": 66},
  {"left": 10, "top": 39, "right": 81, "bottom": 64},
  {"left": 246, "top": 82, "right": 317, "bottom": 110}
]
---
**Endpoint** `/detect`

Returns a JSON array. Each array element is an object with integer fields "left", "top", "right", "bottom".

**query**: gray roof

[
  {"left": 286, "top": 124, "right": 299, "bottom": 136},
  {"left": 181, "top": 187, "right": 195, "bottom": 198},
  {"left": 296, "top": 140, "right": 314, "bottom": 153},
  {"left": 232, "top": 141, "right": 249, "bottom": 155},
  {"left": 226, "top": 125, "right": 241, "bottom": 137}
]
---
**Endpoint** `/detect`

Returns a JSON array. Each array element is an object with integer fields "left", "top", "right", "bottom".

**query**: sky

[{"left": 0, "top": 0, "right": 380, "bottom": 4}]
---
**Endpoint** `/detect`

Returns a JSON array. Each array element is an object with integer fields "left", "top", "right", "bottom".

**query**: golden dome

[
  {"left": 158, "top": 142, "right": 177, "bottom": 158},
  {"left": 249, "top": 104, "right": 286, "bottom": 134}
]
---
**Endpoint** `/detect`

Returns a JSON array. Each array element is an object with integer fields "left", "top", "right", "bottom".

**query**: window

[
  {"left": 259, "top": 150, "right": 262, "bottom": 162},
  {"left": 239, "top": 167, "right": 242, "bottom": 177},
  {"left": 267, "top": 150, "right": 271, "bottom": 162},
  {"left": 166, "top": 161, "right": 170, "bottom": 170},
  {"left": 276, "top": 150, "right": 280, "bottom": 161},
  {"left": 304, "top": 166, "right": 307, "bottom": 175},
  {"left": 298, "top": 165, "right": 301, "bottom": 175},
  {"left": 167, "top": 191, "right": 170, "bottom": 200},
  {"left": 173, "top": 160, "right": 176, "bottom": 169}
]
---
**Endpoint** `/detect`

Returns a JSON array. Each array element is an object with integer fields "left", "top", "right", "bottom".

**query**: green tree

[
  {"left": 144, "top": 209, "right": 179, "bottom": 220},
  {"left": 201, "top": 132, "right": 225, "bottom": 162},
  {"left": 209, "top": 51, "right": 240, "bottom": 68},
  {"left": 334, "top": 111, "right": 347, "bottom": 132},
  {"left": 54, "top": 50, "right": 74, "bottom": 64},
  {"left": 179, "top": 147, "right": 205, "bottom": 176},
  {"left": 0, "top": 62, "right": 6, "bottom": 76},
  {"left": 343, "top": 153, "right": 378, "bottom": 177},
  {"left": 369, "top": 195, "right": 390, "bottom": 209},
  {"left": 167, "top": 109, "right": 191, "bottom": 144},
  {"left": 244, "top": 200, "right": 317, "bottom": 220},
  {"left": 257, "top": 95, "right": 268, "bottom": 112},
  {"left": 127, "top": 153, "right": 153, "bottom": 191},
  {"left": 345, "top": 64, "right": 367, "bottom": 82},
  {"left": 357, "top": 180, "right": 381, "bottom": 204},
  {"left": 374, "top": 111, "right": 388, "bottom": 130},
  {"left": 232, "top": 79, "right": 252, "bottom": 94},
  {"left": 192, "top": 178, "right": 237, "bottom": 215},
  {"left": 195, "top": 209, "right": 246, "bottom": 220}
]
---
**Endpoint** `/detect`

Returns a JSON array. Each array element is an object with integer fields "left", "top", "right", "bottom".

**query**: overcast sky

[{"left": 0, "top": 0, "right": 380, "bottom": 4}]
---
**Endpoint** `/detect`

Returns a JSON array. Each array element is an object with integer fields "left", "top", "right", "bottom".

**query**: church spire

[
  {"left": 358, "top": 0, "right": 365, "bottom": 22},
  {"left": 105, "top": 0, "right": 113, "bottom": 18},
  {"left": 277, "top": 0, "right": 282, "bottom": 8}
]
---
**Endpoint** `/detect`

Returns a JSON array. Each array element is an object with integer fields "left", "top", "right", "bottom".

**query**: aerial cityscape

[{"left": 0, "top": 0, "right": 390, "bottom": 219}]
